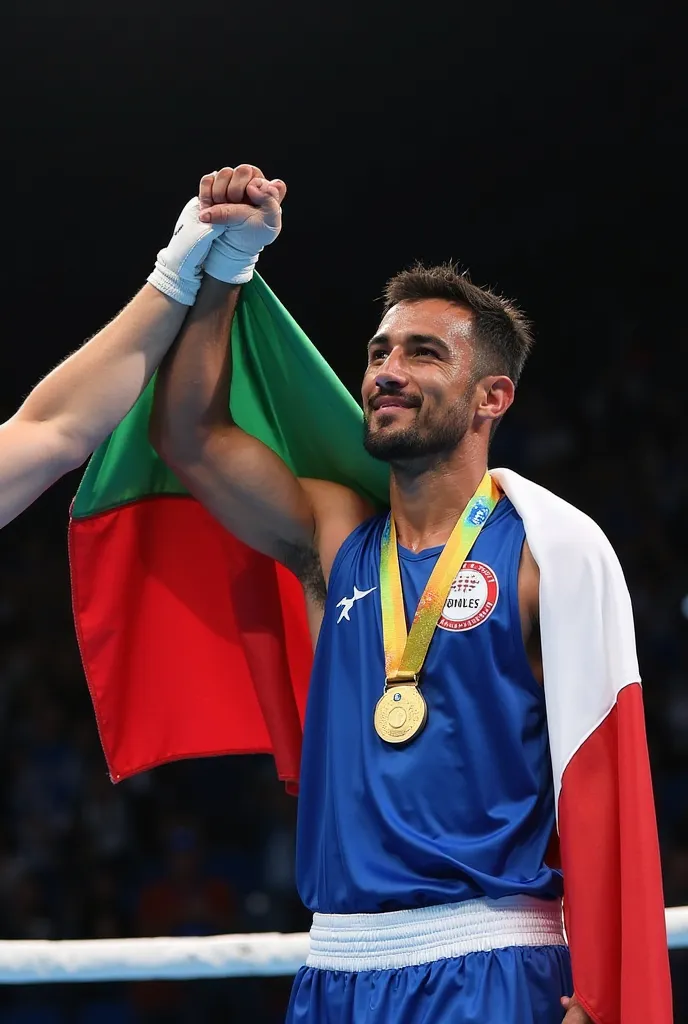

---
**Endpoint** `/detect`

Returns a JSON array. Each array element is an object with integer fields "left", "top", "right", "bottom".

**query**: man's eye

[
  {"left": 370, "top": 349, "right": 388, "bottom": 361},
  {"left": 415, "top": 347, "right": 438, "bottom": 358}
]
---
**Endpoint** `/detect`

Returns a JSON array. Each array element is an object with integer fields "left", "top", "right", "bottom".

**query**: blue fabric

[
  {"left": 287, "top": 945, "right": 572, "bottom": 1023},
  {"left": 297, "top": 498, "right": 562, "bottom": 914}
]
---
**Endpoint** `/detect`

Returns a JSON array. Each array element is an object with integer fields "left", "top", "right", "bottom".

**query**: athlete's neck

[{"left": 389, "top": 443, "right": 488, "bottom": 552}]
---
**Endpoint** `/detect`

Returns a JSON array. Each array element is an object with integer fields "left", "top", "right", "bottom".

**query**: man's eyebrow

[
  {"left": 366, "top": 333, "right": 451, "bottom": 352},
  {"left": 367, "top": 334, "right": 388, "bottom": 351}
]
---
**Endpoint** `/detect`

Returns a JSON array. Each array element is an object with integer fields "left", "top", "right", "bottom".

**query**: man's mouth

[{"left": 371, "top": 395, "right": 419, "bottom": 411}]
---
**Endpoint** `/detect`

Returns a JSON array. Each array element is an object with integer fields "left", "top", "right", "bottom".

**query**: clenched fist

[{"left": 201, "top": 164, "right": 287, "bottom": 285}]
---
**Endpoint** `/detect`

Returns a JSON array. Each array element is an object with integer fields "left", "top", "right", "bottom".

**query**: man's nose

[{"left": 375, "top": 350, "right": 409, "bottom": 391}]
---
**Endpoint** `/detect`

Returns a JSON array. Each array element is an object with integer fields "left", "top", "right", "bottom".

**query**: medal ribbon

[{"left": 380, "top": 471, "right": 501, "bottom": 682}]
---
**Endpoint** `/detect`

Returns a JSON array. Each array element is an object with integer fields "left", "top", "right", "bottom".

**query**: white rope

[
  {"left": 0, "top": 932, "right": 310, "bottom": 983},
  {"left": 0, "top": 907, "right": 686, "bottom": 984}
]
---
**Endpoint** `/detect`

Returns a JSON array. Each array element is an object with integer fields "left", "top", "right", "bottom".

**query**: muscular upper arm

[
  {"left": 163, "top": 424, "right": 317, "bottom": 570},
  {"left": 162, "top": 426, "right": 374, "bottom": 585}
]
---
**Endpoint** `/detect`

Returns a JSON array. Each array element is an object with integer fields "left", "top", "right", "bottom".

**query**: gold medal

[
  {"left": 376, "top": 471, "right": 501, "bottom": 746},
  {"left": 374, "top": 682, "right": 427, "bottom": 744}
]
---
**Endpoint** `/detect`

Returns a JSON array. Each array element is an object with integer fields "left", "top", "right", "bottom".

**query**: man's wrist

[
  {"left": 204, "top": 242, "right": 260, "bottom": 285},
  {"left": 193, "top": 274, "right": 242, "bottom": 309}
]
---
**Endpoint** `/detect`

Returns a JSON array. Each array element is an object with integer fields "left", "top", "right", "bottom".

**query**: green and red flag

[{"left": 69, "top": 274, "right": 388, "bottom": 791}]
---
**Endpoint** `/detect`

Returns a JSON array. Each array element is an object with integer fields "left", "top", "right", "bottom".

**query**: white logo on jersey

[
  {"left": 438, "top": 561, "right": 499, "bottom": 632},
  {"left": 335, "top": 586, "right": 377, "bottom": 624}
]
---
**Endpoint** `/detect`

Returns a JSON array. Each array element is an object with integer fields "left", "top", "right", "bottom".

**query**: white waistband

[{"left": 307, "top": 896, "right": 566, "bottom": 972}]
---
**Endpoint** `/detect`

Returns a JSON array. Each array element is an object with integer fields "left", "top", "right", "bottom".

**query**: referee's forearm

[{"left": 17, "top": 283, "right": 188, "bottom": 459}]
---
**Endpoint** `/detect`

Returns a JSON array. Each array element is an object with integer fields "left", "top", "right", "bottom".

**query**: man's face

[{"left": 362, "top": 299, "right": 478, "bottom": 463}]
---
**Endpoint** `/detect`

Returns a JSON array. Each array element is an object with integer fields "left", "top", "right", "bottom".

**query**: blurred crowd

[{"left": 0, "top": 318, "right": 686, "bottom": 1022}]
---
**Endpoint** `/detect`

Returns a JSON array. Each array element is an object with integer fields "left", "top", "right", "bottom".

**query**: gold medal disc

[{"left": 374, "top": 684, "right": 428, "bottom": 744}]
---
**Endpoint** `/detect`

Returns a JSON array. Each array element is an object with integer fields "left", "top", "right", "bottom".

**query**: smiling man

[{"left": 150, "top": 167, "right": 671, "bottom": 1024}]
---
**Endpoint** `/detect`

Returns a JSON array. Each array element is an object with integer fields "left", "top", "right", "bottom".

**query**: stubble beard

[{"left": 362, "top": 400, "right": 472, "bottom": 465}]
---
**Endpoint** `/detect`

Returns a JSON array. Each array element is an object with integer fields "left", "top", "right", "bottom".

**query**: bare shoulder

[
  {"left": 301, "top": 478, "right": 375, "bottom": 517},
  {"left": 300, "top": 478, "right": 376, "bottom": 583}
]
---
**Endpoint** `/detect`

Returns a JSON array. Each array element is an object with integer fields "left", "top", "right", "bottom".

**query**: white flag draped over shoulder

[{"left": 492, "top": 468, "right": 672, "bottom": 1024}]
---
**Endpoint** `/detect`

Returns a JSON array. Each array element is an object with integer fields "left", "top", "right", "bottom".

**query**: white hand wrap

[
  {"left": 205, "top": 197, "right": 282, "bottom": 285},
  {"left": 147, "top": 198, "right": 223, "bottom": 306},
  {"left": 204, "top": 235, "right": 261, "bottom": 285}
]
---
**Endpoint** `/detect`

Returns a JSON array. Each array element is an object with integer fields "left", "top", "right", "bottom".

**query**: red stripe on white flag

[{"left": 558, "top": 683, "right": 672, "bottom": 1024}]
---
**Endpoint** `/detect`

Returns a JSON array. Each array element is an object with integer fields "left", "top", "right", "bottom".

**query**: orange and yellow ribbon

[{"left": 380, "top": 471, "right": 501, "bottom": 682}]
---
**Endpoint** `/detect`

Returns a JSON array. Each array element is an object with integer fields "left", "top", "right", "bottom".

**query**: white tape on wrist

[
  {"left": 204, "top": 237, "right": 262, "bottom": 285},
  {"left": 147, "top": 198, "right": 223, "bottom": 305}
]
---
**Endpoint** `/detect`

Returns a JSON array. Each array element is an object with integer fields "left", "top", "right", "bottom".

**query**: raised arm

[
  {"left": 0, "top": 176, "right": 232, "bottom": 530},
  {"left": 151, "top": 271, "right": 320, "bottom": 571},
  {"left": 0, "top": 288, "right": 186, "bottom": 529},
  {"left": 150, "top": 168, "right": 371, "bottom": 584}
]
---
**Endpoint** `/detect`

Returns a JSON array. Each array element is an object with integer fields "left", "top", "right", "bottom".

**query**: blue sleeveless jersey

[{"left": 296, "top": 497, "right": 562, "bottom": 914}]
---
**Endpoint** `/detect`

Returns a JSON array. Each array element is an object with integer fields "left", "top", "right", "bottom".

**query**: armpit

[{"left": 279, "top": 542, "right": 327, "bottom": 608}]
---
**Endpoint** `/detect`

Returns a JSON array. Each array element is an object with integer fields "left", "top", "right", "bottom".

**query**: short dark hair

[{"left": 382, "top": 262, "right": 534, "bottom": 385}]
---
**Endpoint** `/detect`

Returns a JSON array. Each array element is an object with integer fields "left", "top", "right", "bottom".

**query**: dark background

[{"left": 4, "top": 2, "right": 687, "bottom": 1021}]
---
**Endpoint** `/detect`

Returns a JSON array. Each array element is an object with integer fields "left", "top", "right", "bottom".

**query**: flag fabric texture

[
  {"left": 69, "top": 274, "right": 388, "bottom": 791},
  {"left": 70, "top": 276, "right": 671, "bottom": 1023},
  {"left": 491, "top": 469, "right": 672, "bottom": 1024}
]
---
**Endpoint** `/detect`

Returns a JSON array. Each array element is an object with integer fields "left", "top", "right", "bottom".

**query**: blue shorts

[{"left": 286, "top": 945, "right": 573, "bottom": 1024}]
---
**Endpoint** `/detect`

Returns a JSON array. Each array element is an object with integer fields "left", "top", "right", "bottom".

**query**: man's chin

[
  {"left": 362, "top": 426, "right": 423, "bottom": 462},
  {"left": 362, "top": 418, "right": 469, "bottom": 464}
]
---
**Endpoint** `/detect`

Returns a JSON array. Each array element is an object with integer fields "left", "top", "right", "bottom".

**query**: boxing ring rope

[{"left": 0, "top": 906, "right": 686, "bottom": 984}]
